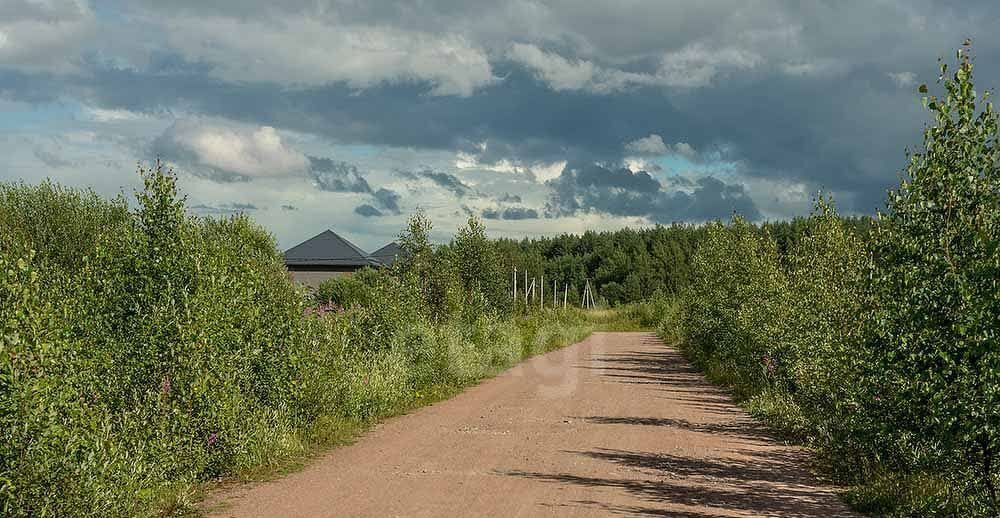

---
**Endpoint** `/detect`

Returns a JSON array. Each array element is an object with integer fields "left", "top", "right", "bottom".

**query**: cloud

[
  {"left": 33, "top": 147, "right": 72, "bottom": 168},
  {"left": 161, "top": 15, "right": 495, "bottom": 96},
  {"left": 399, "top": 168, "right": 475, "bottom": 197},
  {"left": 546, "top": 161, "right": 760, "bottom": 223},
  {"left": 6, "top": 0, "right": 999, "bottom": 229},
  {"left": 625, "top": 134, "right": 668, "bottom": 155},
  {"left": 482, "top": 206, "right": 539, "bottom": 220},
  {"left": 0, "top": 0, "right": 96, "bottom": 73},
  {"left": 507, "top": 43, "right": 602, "bottom": 92},
  {"left": 656, "top": 43, "right": 762, "bottom": 87},
  {"left": 421, "top": 171, "right": 473, "bottom": 197},
  {"left": 190, "top": 202, "right": 259, "bottom": 215},
  {"left": 309, "top": 156, "right": 372, "bottom": 193},
  {"left": 372, "top": 188, "right": 401, "bottom": 214},
  {"left": 779, "top": 59, "right": 849, "bottom": 78},
  {"left": 281, "top": 204, "right": 298, "bottom": 211},
  {"left": 888, "top": 71, "right": 917, "bottom": 88},
  {"left": 496, "top": 193, "right": 522, "bottom": 203},
  {"left": 508, "top": 42, "right": 762, "bottom": 93},
  {"left": 625, "top": 135, "right": 698, "bottom": 161},
  {"left": 152, "top": 120, "right": 308, "bottom": 180},
  {"left": 354, "top": 204, "right": 383, "bottom": 217}
]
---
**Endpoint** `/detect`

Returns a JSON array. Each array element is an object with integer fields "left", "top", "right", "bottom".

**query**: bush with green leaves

[
  {"left": 667, "top": 47, "right": 1000, "bottom": 515},
  {"left": 315, "top": 271, "right": 373, "bottom": 307},
  {"left": 867, "top": 46, "right": 1000, "bottom": 513},
  {"left": 0, "top": 163, "right": 598, "bottom": 517}
]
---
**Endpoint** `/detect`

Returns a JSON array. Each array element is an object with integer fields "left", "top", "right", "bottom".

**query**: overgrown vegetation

[
  {"left": 661, "top": 47, "right": 999, "bottom": 516},
  {"left": 0, "top": 166, "right": 597, "bottom": 517}
]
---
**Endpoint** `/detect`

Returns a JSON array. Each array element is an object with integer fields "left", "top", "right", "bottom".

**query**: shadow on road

[
  {"left": 499, "top": 334, "right": 853, "bottom": 517},
  {"left": 501, "top": 446, "right": 852, "bottom": 517}
]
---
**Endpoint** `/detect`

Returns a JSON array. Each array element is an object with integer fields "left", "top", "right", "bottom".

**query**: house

[
  {"left": 370, "top": 241, "right": 403, "bottom": 267},
  {"left": 284, "top": 229, "right": 381, "bottom": 288}
]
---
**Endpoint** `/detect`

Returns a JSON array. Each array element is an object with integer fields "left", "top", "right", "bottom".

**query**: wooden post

[
  {"left": 513, "top": 267, "right": 517, "bottom": 302},
  {"left": 540, "top": 275, "right": 544, "bottom": 310},
  {"left": 563, "top": 283, "right": 568, "bottom": 308},
  {"left": 553, "top": 279, "right": 556, "bottom": 307}
]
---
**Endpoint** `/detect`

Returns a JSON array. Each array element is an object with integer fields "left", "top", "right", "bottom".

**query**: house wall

[
  {"left": 285, "top": 265, "right": 360, "bottom": 289},
  {"left": 289, "top": 270, "right": 354, "bottom": 289}
]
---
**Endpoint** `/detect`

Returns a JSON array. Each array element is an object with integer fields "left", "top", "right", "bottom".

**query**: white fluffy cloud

[
  {"left": 625, "top": 134, "right": 668, "bottom": 155},
  {"left": 657, "top": 43, "right": 762, "bottom": 87},
  {"left": 509, "top": 42, "right": 762, "bottom": 93},
  {"left": 625, "top": 134, "right": 697, "bottom": 159},
  {"left": 163, "top": 15, "right": 495, "bottom": 96},
  {"left": 454, "top": 149, "right": 566, "bottom": 183},
  {"left": 507, "top": 43, "right": 601, "bottom": 91},
  {"left": 888, "top": 71, "right": 917, "bottom": 88},
  {"left": 155, "top": 120, "right": 309, "bottom": 179}
]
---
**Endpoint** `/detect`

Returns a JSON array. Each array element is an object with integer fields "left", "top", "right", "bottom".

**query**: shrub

[
  {"left": 869, "top": 46, "right": 1000, "bottom": 512},
  {"left": 665, "top": 46, "right": 1000, "bottom": 515},
  {"left": 315, "top": 272, "right": 371, "bottom": 307}
]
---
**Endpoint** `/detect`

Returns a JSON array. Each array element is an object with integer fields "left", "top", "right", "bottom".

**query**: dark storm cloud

[
  {"left": 546, "top": 161, "right": 760, "bottom": 223},
  {"left": 32, "top": 56, "right": 932, "bottom": 213},
  {"left": 397, "top": 168, "right": 475, "bottom": 197},
  {"left": 354, "top": 204, "right": 383, "bottom": 217},
  {"left": 419, "top": 171, "right": 473, "bottom": 197},
  {"left": 482, "top": 206, "right": 539, "bottom": 220},
  {"left": 372, "top": 188, "right": 401, "bottom": 214},
  {"left": 7, "top": 1, "right": 1000, "bottom": 218},
  {"left": 190, "top": 202, "right": 258, "bottom": 214},
  {"left": 496, "top": 193, "right": 521, "bottom": 203},
  {"left": 309, "top": 156, "right": 372, "bottom": 193}
]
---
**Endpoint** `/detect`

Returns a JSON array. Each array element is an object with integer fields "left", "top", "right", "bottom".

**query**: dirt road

[{"left": 206, "top": 332, "right": 855, "bottom": 517}]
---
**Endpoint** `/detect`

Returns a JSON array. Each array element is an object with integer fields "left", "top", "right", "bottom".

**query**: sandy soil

[{"left": 204, "top": 332, "right": 857, "bottom": 517}]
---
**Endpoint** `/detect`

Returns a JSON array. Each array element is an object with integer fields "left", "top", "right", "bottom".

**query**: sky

[{"left": 2, "top": 1, "right": 999, "bottom": 251}]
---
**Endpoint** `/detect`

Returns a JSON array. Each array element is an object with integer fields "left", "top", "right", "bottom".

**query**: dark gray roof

[
  {"left": 284, "top": 229, "right": 380, "bottom": 267},
  {"left": 370, "top": 242, "right": 404, "bottom": 266}
]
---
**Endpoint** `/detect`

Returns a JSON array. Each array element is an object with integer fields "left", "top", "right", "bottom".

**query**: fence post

[
  {"left": 524, "top": 270, "right": 528, "bottom": 305},
  {"left": 513, "top": 267, "right": 517, "bottom": 302}
]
